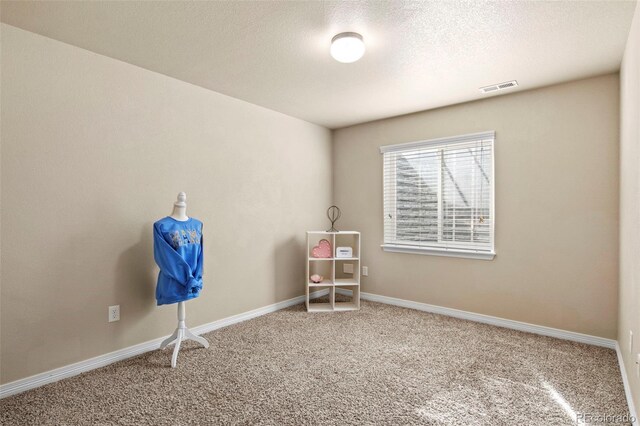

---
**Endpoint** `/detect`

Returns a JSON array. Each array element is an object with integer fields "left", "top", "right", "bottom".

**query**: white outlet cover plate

[
  {"left": 362, "top": 266, "right": 368, "bottom": 276},
  {"left": 108, "top": 305, "right": 120, "bottom": 322}
]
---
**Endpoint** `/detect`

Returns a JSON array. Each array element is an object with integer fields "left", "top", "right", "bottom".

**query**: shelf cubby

[
  {"left": 308, "top": 260, "right": 332, "bottom": 286},
  {"left": 307, "top": 284, "right": 334, "bottom": 312},
  {"left": 334, "top": 232, "right": 360, "bottom": 259},
  {"left": 335, "top": 286, "right": 360, "bottom": 311}
]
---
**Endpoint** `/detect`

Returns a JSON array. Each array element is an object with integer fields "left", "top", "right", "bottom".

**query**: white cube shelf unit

[{"left": 305, "top": 231, "right": 361, "bottom": 312}]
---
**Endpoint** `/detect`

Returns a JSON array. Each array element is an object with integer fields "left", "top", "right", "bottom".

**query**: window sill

[{"left": 381, "top": 244, "right": 496, "bottom": 260}]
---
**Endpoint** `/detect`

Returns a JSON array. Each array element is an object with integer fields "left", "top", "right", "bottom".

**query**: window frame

[{"left": 380, "top": 131, "right": 496, "bottom": 260}]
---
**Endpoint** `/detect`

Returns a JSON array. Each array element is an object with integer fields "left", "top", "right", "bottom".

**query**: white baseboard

[
  {"left": 616, "top": 342, "right": 639, "bottom": 424},
  {"left": 336, "top": 288, "right": 616, "bottom": 349},
  {"left": 1, "top": 287, "right": 623, "bottom": 405},
  {"left": 0, "top": 289, "right": 329, "bottom": 399}
]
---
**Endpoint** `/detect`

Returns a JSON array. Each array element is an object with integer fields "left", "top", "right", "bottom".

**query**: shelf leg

[{"left": 330, "top": 286, "right": 335, "bottom": 309}]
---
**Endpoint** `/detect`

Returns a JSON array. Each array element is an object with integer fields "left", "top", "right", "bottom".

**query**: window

[{"left": 380, "top": 131, "right": 495, "bottom": 260}]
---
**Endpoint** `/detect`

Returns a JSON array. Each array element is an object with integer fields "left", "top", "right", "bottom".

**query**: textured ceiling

[{"left": 1, "top": 1, "right": 636, "bottom": 129}]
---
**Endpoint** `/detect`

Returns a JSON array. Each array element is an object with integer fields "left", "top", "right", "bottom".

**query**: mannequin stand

[{"left": 160, "top": 301, "right": 209, "bottom": 368}]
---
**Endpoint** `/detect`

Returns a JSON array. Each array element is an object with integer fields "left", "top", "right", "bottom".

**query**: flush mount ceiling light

[{"left": 330, "top": 32, "right": 365, "bottom": 63}]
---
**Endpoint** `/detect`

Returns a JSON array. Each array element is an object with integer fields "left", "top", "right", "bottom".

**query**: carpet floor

[{"left": 0, "top": 298, "right": 631, "bottom": 425}]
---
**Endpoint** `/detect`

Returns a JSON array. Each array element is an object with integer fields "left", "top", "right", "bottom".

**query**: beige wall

[
  {"left": 0, "top": 24, "right": 332, "bottom": 384},
  {"left": 0, "top": 19, "right": 628, "bottom": 391},
  {"left": 333, "top": 74, "right": 620, "bottom": 339},
  {"left": 619, "top": 1, "right": 640, "bottom": 413}
]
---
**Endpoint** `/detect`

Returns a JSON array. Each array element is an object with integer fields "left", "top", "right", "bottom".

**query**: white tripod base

[{"left": 160, "top": 301, "right": 209, "bottom": 368}]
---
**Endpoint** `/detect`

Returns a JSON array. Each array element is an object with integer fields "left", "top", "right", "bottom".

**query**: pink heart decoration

[{"left": 311, "top": 239, "right": 332, "bottom": 258}]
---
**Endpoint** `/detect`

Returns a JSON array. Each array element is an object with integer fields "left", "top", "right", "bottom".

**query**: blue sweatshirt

[{"left": 153, "top": 217, "right": 204, "bottom": 305}]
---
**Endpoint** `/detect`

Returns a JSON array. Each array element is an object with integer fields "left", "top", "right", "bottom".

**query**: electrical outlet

[
  {"left": 631, "top": 331, "right": 634, "bottom": 355},
  {"left": 343, "top": 263, "right": 354, "bottom": 274},
  {"left": 108, "top": 305, "right": 120, "bottom": 322},
  {"left": 636, "top": 354, "right": 640, "bottom": 378},
  {"left": 362, "top": 266, "right": 368, "bottom": 276}
]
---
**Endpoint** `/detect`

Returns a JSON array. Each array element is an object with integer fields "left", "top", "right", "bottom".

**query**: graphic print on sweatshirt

[{"left": 170, "top": 228, "right": 201, "bottom": 249}]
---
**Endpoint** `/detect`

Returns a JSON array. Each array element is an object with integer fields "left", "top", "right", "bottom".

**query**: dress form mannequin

[{"left": 159, "top": 192, "right": 209, "bottom": 367}]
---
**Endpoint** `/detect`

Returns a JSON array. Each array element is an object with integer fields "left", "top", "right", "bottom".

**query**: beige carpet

[{"left": 0, "top": 298, "right": 631, "bottom": 425}]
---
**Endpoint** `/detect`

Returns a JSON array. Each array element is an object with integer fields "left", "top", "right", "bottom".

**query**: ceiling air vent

[{"left": 479, "top": 80, "right": 518, "bottom": 94}]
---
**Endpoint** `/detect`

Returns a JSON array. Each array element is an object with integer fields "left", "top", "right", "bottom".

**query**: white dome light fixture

[{"left": 330, "top": 32, "right": 365, "bottom": 63}]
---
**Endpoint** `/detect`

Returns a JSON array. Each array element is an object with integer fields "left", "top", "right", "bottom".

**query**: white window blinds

[{"left": 380, "top": 131, "right": 495, "bottom": 259}]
